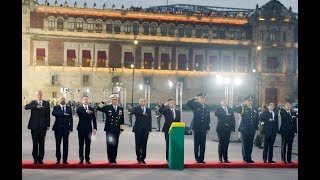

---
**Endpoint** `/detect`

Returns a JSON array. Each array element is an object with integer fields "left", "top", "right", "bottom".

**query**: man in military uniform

[
  {"left": 155, "top": 101, "right": 163, "bottom": 131},
  {"left": 97, "top": 94, "right": 124, "bottom": 164},
  {"left": 234, "top": 96, "right": 259, "bottom": 163},
  {"left": 127, "top": 104, "right": 133, "bottom": 127},
  {"left": 187, "top": 92, "right": 211, "bottom": 163}
]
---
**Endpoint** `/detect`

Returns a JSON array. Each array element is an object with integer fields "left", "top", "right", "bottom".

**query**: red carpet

[{"left": 22, "top": 160, "right": 298, "bottom": 169}]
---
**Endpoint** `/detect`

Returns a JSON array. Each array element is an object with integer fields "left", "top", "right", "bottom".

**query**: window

[
  {"left": 160, "top": 24, "right": 167, "bottom": 36},
  {"left": 87, "top": 19, "right": 94, "bottom": 32},
  {"left": 124, "top": 22, "right": 131, "bottom": 34},
  {"left": 67, "top": 49, "right": 76, "bottom": 66},
  {"left": 67, "top": 18, "right": 75, "bottom": 31},
  {"left": 82, "top": 50, "right": 91, "bottom": 67},
  {"left": 144, "top": 77, "right": 152, "bottom": 86},
  {"left": 168, "top": 24, "right": 175, "bottom": 36},
  {"left": 106, "top": 21, "right": 113, "bottom": 33},
  {"left": 228, "top": 28, "right": 235, "bottom": 39},
  {"left": 83, "top": 75, "right": 90, "bottom": 86},
  {"left": 203, "top": 26, "right": 209, "bottom": 38},
  {"left": 52, "top": 92, "right": 57, "bottom": 98},
  {"left": 212, "top": 27, "right": 218, "bottom": 39},
  {"left": 178, "top": 25, "right": 184, "bottom": 37},
  {"left": 195, "top": 55, "right": 204, "bottom": 71},
  {"left": 97, "top": 51, "right": 107, "bottom": 67},
  {"left": 124, "top": 52, "right": 134, "bottom": 68},
  {"left": 282, "top": 32, "right": 286, "bottom": 42},
  {"left": 76, "top": 19, "right": 83, "bottom": 31},
  {"left": 143, "top": 23, "right": 149, "bottom": 35},
  {"left": 114, "top": 21, "right": 121, "bottom": 34},
  {"left": 260, "top": 31, "right": 264, "bottom": 40},
  {"left": 270, "top": 32, "right": 276, "bottom": 41},
  {"left": 178, "top": 54, "right": 187, "bottom": 70},
  {"left": 112, "top": 76, "right": 120, "bottom": 84},
  {"left": 57, "top": 18, "right": 64, "bottom": 30},
  {"left": 235, "top": 28, "right": 242, "bottom": 40},
  {"left": 195, "top": 26, "right": 202, "bottom": 38},
  {"left": 222, "top": 56, "right": 232, "bottom": 72},
  {"left": 133, "top": 22, "right": 139, "bottom": 35},
  {"left": 161, "top": 53, "right": 170, "bottom": 70},
  {"left": 51, "top": 75, "right": 58, "bottom": 85},
  {"left": 150, "top": 23, "right": 157, "bottom": 35},
  {"left": 144, "top": 53, "right": 153, "bottom": 69},
  {"left": 95, "top": 20, "right": 102, "bottom": 32},
  {"left": 36, "top": 48, "right": 45, "bottom": 62},
  {"left": 219, "top": 28, "right": 226, "bottom": 39},
  {"left": 237, "top": 56, "right": 246, "bottom": 72},
  {"left": 177, "top": 77, "right": 185, "bottom": 82},
  {"left": 185, "top": 26, "right": 192, "bottom": 37},
  {"left": 266, "top": 57, "right": 280, "bottom": 72},
  {"left": 48, "top": 17, "right": 55, "bottom": 30},
  {"left": 208, "top": 55, "right": 219, "bottom": 71}
]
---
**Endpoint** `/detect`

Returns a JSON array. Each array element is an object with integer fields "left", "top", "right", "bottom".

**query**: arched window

[
  {"left": 270, "top": 29, "right": 277, "bottom": 41},
  {"left": 178, "top": 25, "right": 184, "bottom": 37},
  {"left": 57, "top": 17, "right": 64, "bottom": 30},
  {"left": 95, "top": 20, "right": 102, "bottom": 32},
  {"left": 48, "top": 17, "right": 55, "bottom": 30},
  {"left": 185, "top": 25, "right": 192, "bottom": 37},
  {"left": 212, "top": 27, "right": 218, "bottom": 39},
  {"left": 67, "top": 18, "right": 75, "bottom": 31},
  {"left": 235, "top": 28, "right": 242, "bottom": 40},
  {"left": 114, "top": 21, "right": 121, "bottom": 34},
  {"left": 228, "top": 28, "right": 235, "bottom": 39},
  {"left": 160, "top": 24, "right": 167, "bottom": 36},
  {"left": 133, "top": 22, "right": 139, "bottom": 35},
  {"left": 124, "top": 21, "right": 131, "bottom": 34},
  {"left": 76, "top": 19, "right": 83, "bottom": 31},
  {"left": 143, "top": 23, "right": 149, "bottom": 35},
  {"left": 106, "top": 20, "right": 113, "bottom": 34},
  {"left": 150, "top": 23, "right": 158, "bottom": 35},
  {"left": 87, "top": 19, "right": 94, "bottom": 32},
  {"left": 168, "top": 24, "right": 175, "bottom": 37},
  {"left": 195, "top": 26, "right": 202, "bottom": 38},
  {"left": 219, "top": 27, "right": 226, "bottom": 39},
  {"left": 203, "top": 26, "right": 209, "bottom": 38}
]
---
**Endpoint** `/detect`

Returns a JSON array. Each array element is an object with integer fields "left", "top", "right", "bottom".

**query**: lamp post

[
  {"left": 216, "top": 75, "right": 242, "bottom": 107},
  {"left": 253, "top": 45, "right": 262, "bottom": 106},
  {"left": 131, "top": 64, "right": 135, "bottom": 107},
  {"left": 168, "top": 80, "right": 183, "bottom": 121}
]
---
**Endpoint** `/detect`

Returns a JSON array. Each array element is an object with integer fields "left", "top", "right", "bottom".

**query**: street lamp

[
  {"left": 131, "top": 64, "right": 135, "bottom": 107},
  {"left": 215, "top": 75, "right": 242, "bottom": 107}
]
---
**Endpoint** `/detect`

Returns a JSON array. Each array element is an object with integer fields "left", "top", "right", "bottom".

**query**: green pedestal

[{"left": 168, "top": 122, "right": 185, "bottom": 170}]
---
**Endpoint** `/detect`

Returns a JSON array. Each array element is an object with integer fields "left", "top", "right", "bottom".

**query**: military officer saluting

[
  {"left": 234, "top": 96, "right": 259, "bottom": 163},
  {"left": 187, "top": 92, "right": 211, "bottom": 163},
  {"left": 97, "top": 94, "right": 124, "bottom": 164}
]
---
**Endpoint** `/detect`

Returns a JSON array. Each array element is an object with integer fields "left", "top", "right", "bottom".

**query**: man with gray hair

[{"left": 25, "top": 90, "right": 50, "bottom": 164}]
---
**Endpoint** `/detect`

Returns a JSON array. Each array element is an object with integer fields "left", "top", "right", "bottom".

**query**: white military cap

[{"left": 109, "top": 94, "right": 119, "bottom": 100}]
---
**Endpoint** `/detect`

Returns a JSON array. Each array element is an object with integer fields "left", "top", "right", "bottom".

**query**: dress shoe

[
  {"left": 224, "top": 160, "right": 230, "bottom": 163},
  {"left": 109, "top": 160, "right": 117, "bottom": 164},
  {"left": 247, "top": 160, "right": 254, "bottom": 163},
  {"left": 141, "top": 160, "right": 146, "bottom": 164},
  {"left": 85, "top": 161, "right": 92, "bottom": 164},
  {"left": 263, "top": 161, "right": 267, "bottom": 163},
  {"left": 63, "top": 161, "right": 69, "bottom": 164},
  {"left": 197, "top": 161, "right": 206, "bottom": 163},
  {"left": 287, "top": 161, "right": 293, "bottom": 164},
  {"left": 33, "top": 161, "right": 37, "bottom": 164},
  {"left": 56, "top": 161, "right": 60, "bottom": 164},
  {"left": 219, "top": 160, "right": 223, "bottom": 163},
  {"left": 38, "top": 161, "right": 44, "bottom": 164},
  {"left": 78, "top": 160, "right": 84, "bottom": 164},
  {"left": 268, "top": 160, "right": 276, "bottom": 164},
  {"left": 282, "top": 161, "right": 288, "bottom": 164}
]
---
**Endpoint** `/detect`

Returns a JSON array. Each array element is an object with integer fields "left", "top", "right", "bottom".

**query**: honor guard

[
  {"left": 97, "top": 94, "right": 124, "bottom": 164},
  {"left": 234, "top": 96, "right": 259, "bottom": 163}
]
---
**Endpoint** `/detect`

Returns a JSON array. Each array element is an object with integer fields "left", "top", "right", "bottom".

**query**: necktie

[
  {"left": 63, "top": 106, "right": 66, "bottom": 113},
  {"left": 270, "top": 111, "right": 273, "bottom": 119},
  {"left": 224, "top": 107, "right": 228, "bottom": 114},
  {"left": 85, "top": 106, "right": 87, "bottom": 110},
  {"left": 39, "top": 101, "right": 42, "bottom": 106},
  {"left": 114, "top": 106, "right": 117, "bottom": 111}
]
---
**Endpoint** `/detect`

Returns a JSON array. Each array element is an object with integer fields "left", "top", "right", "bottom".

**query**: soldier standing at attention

[
  {"left": 234, "top": 96, "right": 259, "bottom": 163},
  {"left": 155, "top": 101, "right": 163, "bottom": 132},
  {"left": 97, "top": 94, "right": 124, "bottom": 164},
  {"left": 187, "top": 92, "right": 211, "bottom": 163}
]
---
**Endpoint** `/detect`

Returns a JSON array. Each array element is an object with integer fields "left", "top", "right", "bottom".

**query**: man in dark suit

[
  {"left": 159, "top": 98, "right": 181, "bottom": 162},
  {"left": 279, "top": 102, "right": 297, "bottom": 164},
  {"left": 97, "top": 94, "right": 124, "bottom": 164},
  {"left": 260, "top": 103, "right": 278, "bottom": 163},
  {"left": 25, "top": 90, "right": 50, "bottom": 164},
  {"left": 187, "top": 92, "right": 211, "bottom": 163},
  {"left": 52, "top": 96, "right": 73, "bottom": 164},
  {"left": 234, "top": 96, "right": 259, "bottom": 163},
  {"left": 132, "top": 98, "right": 152, "bottom": 164},
  {"left": 215, "top": 98, "right": 235, "bottom": 163},
  {"left": 76, "top": 95, "right": 97, "bottom": 164}
]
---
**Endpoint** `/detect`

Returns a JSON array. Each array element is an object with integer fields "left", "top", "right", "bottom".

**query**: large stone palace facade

[{"left": 22, "top": 0, "right": 298, "bottom": 108}]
